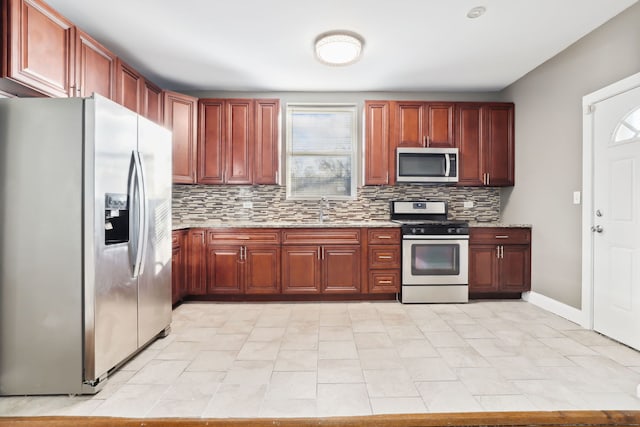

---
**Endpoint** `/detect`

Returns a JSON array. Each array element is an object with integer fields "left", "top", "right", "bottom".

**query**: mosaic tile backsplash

[{"left": 172, "top": 185, "right": 500, "bottom": 224}]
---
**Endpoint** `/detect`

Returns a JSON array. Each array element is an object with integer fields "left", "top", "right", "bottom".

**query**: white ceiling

[{"left": 47, "top": 0, "right": 638, "bottom": 92}]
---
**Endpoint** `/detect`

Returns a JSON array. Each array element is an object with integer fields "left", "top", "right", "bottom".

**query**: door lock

[{"left": 591, "top": 225, "right": 603, "bottom": 233}]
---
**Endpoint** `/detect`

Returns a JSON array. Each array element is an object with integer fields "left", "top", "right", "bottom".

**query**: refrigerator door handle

[
  {"left": 128, "top": 152, "right": 140, "bottom": 276},
  {"left": 135, "top": 150, "right": 149, "bottom": 276},
  {"left": 132, "top": 151, "right": 146, "bottom": 278}
]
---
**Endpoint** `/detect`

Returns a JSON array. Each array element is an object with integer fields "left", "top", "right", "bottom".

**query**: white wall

[{"left": 500, "top": 3, "right": 640, "bottom": 308}]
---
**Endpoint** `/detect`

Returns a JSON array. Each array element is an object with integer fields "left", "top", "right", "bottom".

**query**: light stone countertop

[
  {"left": 468, "top": 222, "right": 532, "bottom": 228},
  {"left": 172, "top": 221, "right": 531, "bottom": 231},
  {"left": 172, "top": 220, "right": 401, "bottom": 230}
]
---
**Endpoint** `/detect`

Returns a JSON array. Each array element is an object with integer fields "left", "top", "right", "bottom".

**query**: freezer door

[
  {"left": 137, "top": 115, "right": 172, "bottom": 346},
  {"left": 84, "top": 95, "right": 139, "bottom": 382}
]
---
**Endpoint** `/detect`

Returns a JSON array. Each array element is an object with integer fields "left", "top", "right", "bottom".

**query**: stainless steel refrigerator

[{"left": 0, "top": 94, "right": 172, "bottom": 395}]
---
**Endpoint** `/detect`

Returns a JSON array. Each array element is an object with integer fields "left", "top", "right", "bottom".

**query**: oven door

[{"left": 402, "top": 236, "right": 469, "bottom": 285}]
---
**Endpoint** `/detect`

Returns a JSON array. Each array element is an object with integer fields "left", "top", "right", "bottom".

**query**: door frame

[{"left": 581, "top": 71, "right": 640, "bottom": 329}]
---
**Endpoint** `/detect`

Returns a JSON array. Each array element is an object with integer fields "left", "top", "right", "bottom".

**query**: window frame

[{"left": 285, "top": 103, "right": 358, "bottom": 201}]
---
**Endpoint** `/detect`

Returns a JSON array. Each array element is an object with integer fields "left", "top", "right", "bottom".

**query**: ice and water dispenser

[{"left": 104, "top": 193, "right": 129, "bottom": 244}]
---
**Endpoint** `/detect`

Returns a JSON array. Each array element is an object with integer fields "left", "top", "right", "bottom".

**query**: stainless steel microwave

[{"left": 396, "top": 147, "right": 459, "bottom": 183}]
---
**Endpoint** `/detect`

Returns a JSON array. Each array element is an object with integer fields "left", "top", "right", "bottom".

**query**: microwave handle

[{"left": 444, "top": 153, "right": 451, "bottom": 177}]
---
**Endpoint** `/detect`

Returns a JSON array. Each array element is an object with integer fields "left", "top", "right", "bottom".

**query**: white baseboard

[{"left": 521, "top": 291, "right": 586, "bottom": 326}]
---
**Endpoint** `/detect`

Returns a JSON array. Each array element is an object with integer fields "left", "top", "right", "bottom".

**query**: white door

[{"left": 592, "top": 84, "right": 640, "bottom": 350}]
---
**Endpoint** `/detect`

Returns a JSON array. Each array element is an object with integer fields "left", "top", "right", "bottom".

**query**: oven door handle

[{"left": 402, "top": 235, "right": 469, "bottom": 240}]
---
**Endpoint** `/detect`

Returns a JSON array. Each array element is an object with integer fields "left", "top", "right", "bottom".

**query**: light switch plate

[{"left": 573, "top": 191, "right": 581, "bottom": 205}]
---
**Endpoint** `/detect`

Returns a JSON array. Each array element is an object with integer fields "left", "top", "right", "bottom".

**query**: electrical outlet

[
  {"left": 573, "top": 191, "right": 581, "bottom": 205},
  {"left": 463, "top": 201, "right": 474, "bottom": 208},
  {"left": 242, "top": 201, "right": 253, "bottom": 209}
]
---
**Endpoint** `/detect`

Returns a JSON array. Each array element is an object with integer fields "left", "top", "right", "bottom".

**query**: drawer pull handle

[
  {"left": 236, "top": 237, "right": 250, "bottom": 240},
  {"left": 378, "top": 280, "right": 392, "bottom": 284},
  {"left": 378, "top": 256, "right": 393, "bottom": 259},
  {"left": 377, "top": 236, "right": 391, "bottom": 239},
  {"left": 495, "top": 235, "right": 509, "bottom": 239}
]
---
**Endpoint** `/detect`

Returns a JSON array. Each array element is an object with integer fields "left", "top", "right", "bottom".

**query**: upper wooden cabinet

[
  {"left": 364, "top": 101, "right": 393, "bottom": 185},
  {"left": 198, "top": 98, "right": 279, "bottom": 185},
  {"left": 142, "top": 78, "right": 163, "bottom": 125},
  {"left": 164, "top": 90, "right": 198, "bottom": 184},
  {"left": 364, "top": 99, "right": 515, "bottom": 187},
  {"left": 74, "top": 29, "right": 116, "bottom": 100},
  {"left": 2, "top": 0, "right": 75, "bottom": 97},
  {"left": 115, "top": 59, "right": 142, "bottom": 114},
  {"left": 254, "top": 99, "right": 280, "bottom": 184},
  {"left": 394, "top": 101, "right": 455, "bottom": 148},
  {"left": 457, "top": 103, "right": 514, "bottom": 186}
]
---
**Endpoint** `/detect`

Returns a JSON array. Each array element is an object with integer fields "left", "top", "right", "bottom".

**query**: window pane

[
  {"left": 290, "top": 155, "right": 352, "bottom": 197},
  {"left": 286, "top": 105, "right": 357, "bottom": 199},
  {"left": 291, "top": 111, "right": 353, "bottom": 153}
]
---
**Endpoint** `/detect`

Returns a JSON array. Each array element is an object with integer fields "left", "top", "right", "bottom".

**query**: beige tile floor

[{"left": 2, "top": 300, "right": 640, "bottom": 418}]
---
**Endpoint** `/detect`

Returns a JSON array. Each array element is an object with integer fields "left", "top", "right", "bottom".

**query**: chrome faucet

[{"left": 319, "top": 196, "right": 328, "bottom": 223}]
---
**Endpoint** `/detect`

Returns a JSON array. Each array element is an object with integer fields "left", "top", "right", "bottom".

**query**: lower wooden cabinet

[
  {"left": 366, "top": 228, "right": 401, "bottom": 293},
  {"left": 171, "top": 230, "right": 187, "bottom": 304},
  {"left": 281, "top": 229, "right": 361, "bottom": 295},
  {"left": 173, "top": 226, "right": 403, "bottom": 300},
  {"left": 206, "top": 229, "right": 281, "bottom": 295},
  {"left": 281, "top": 244, "right": 361, "bottom": 294},
  {"left": 469, "top": 227, "right": 531, "bottom": 297},
  {"left": 187, "top": 229, "right": 207, "bottom": 295}
]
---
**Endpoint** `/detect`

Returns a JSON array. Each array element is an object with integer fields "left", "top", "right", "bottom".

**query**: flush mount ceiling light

[
  {"left": 315, "top": 31, "right": 364, "bottom": 66},
  {"left": 467, "top": 6, "right": 487, "bottom": 19}
]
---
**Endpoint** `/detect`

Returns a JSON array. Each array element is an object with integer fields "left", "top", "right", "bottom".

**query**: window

[
  {"left": 613, "top": 105, "right": 640, "bottom": 143},
  {"left": 285, "top": 104, "right": 357, "bottom": 200}
]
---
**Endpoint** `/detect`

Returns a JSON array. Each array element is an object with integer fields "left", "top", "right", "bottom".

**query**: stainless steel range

[{"left": 391, "top": 200, "right": 469, "bottom": 303}]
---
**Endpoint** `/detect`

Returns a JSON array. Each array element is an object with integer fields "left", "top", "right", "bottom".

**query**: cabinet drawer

[
  {"left": 367, "top": 228, "right": 401, "bottom": 244},
  {"left": 281, "top": 228, "right": 360, "bottom": 245},
  {"left": 208, "top": 228, "right": 280, "bottom": 245},
  {"left": 369, "top": 270, "right": 400, "bottom": 293},
  {"left": 470, "top": 227, "right": 530, "bottom": 245},
  {"left": 368, "top": 246, "right": 401, "bottom": 268}
]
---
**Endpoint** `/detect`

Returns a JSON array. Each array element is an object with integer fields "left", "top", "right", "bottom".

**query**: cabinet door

[
  {"left": 254, "top": 99, "right": 280, "bottom": 184},
  {"left": 198, "top": 99, "right": 225, "bottom": 184},
  {"left": 142, "top": 79, "right": 163, "bottom": 125},
  {"left": 115, "top": 59, "right": 142, "bottom": 113},
  {"left": 207, "top": 246, "right": 242, "bottom": 294},
  {"left": 424, "top": 103, "right": 455, "bottom": 148},
  {"left": 395, "top": 102, "right": 424, "bottom": 147},
  {"left": 245, "top": 246, "right": 280, "bottom": 294},
  {"left": 281, "top": 246, "right": 321, "bottom": 294},
  {"left": 364, "top": 101, "right": 392, "bottom": 185},
  {"left": 456, "top": 104, "right": 484, "bottom": 186},
  {"left": 483, "top": 104, "right": 514, "bottom": 186},
  {"left": 75, "top": 29, "right": 115, "bottom": 100},
  {"left": 4, "top": 0, "right": 75, "bottom": 97},
  {"left": 468, "top": 244, "right": 499, "bottom": 293},
  {"left": 187, "top": 229, "right": 207, "bottom": 295},
  {"left": 171, "top": 245, "right": 182, "bottom": 304},
  {"left": 225, "top": 99, "right": 254, "bottom": 184},
  {"left": 322, "top": 245, "right": 360, "bottom": 293},
  {"left": 165, "top": 91, "right": 197, "bottom": 184},
  {"left": 171, "top": 231, "right": 185, "bottom": 304},
  {"left": 500, "top": 245, "right": 530, "bottom": 292}
]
